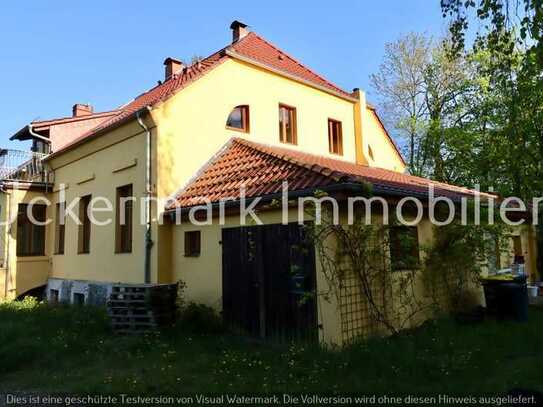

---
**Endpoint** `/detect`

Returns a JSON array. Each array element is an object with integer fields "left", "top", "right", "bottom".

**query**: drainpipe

[
  {"left": 1, "top": 183, "right": 11, "bottom": 298},
  {"left": 28, "top": 124, "right": 51, "bottom": 187},
  {"left": 136, "top": 108, "right": 153, "bottom": 284},
  {"left": 27, "top": 124, "right": 52, "bottom": 145}
]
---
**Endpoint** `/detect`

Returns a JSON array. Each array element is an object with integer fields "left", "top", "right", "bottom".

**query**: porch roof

[{"left": 166, "top": 138, "right": 496, "bottom": 211}]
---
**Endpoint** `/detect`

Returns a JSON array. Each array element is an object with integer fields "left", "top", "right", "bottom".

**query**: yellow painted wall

[
  {"left": 46, "top": 120, "right": 152, "bottom": 284},
  {"left": 171, "top": 208, "right": 345, "bottom": 345},
  {"left": 0, "top": 189, "right": 51, "bottom": 299},
  {"left": 170, "top": 205, "right": 444, "bottom": 346},
  {"left": 152, "top": 59, "right": 359, "bottom": 200},
  {"left": 363, "top": 108, "right": 405, "bottom": 173},
  {"left": 39, "top": 54, "right": 409, "bottom": 289}
]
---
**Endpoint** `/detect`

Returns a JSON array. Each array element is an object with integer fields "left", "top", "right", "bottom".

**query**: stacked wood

[{"left": 107, "top": 283, "right": 178, "bottom": 334}]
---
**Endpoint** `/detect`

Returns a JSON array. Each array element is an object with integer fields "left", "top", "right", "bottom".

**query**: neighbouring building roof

[
  {"left": 47, "top": 31, "right": 356, "bottom": 158},
  {"left": 10, "top": 109, "right": 119, "bottom": 152},
  {"left": 166, "top": 138, "right": 494, "bottom": 210}
]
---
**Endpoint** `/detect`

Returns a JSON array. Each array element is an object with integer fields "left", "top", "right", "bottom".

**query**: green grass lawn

[{"left": 0, "top": 298, "right": 542, "bottom": 395}]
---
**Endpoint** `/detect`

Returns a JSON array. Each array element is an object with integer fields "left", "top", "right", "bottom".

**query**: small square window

[
  {"left": 184, "top": 231, "right": 201, "bottom": 257},
  {"left": 49, "top": 289, "right": 59, "bottom": 304}
]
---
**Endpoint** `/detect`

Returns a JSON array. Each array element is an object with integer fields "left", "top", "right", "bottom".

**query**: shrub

[{"left": 177, "top": 302, "right": 224, "bottom": 334}]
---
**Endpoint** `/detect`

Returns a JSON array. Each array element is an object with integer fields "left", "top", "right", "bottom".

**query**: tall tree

[
  {"left": 370, "top": 34, "right": 474, "bottom": 182},
  {"left": 370, "top": 33, "right": 430, "bottom": 176}
]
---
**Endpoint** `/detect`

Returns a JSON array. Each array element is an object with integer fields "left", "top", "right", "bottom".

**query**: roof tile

[{"left": 167, "top": 138, "right": 491, "bottom": 210}]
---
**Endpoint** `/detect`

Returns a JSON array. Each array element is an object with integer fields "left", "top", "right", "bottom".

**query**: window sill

[
  {"left": 184, "top": 253, "right": 201, "bottom": 258},
  {"left": 115, "top": 251, "right": 132, "bottom": 254},
  {"left": 226, "top": 126, "right": 249, "bottom": 134},
  {"left": 16, "top": 256, "right": 48, "bottom": 263},
  {"left": 280, "top": 141, "right": 297, "bottom": 146}
]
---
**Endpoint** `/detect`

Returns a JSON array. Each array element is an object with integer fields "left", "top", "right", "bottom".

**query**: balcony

[{"left": 0, "top": 149, "right": 50, "bottom": 183}]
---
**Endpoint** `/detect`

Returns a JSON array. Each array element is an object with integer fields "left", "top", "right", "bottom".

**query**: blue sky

[{"left": 0, "top": 1, "right": 446, "bottom": 148}]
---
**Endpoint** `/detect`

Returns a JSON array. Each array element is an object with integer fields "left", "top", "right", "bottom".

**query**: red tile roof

[
  {"left": 167, "top": 138, "right": 492, "bottom": 210},
  {"left": 48, "top": 31, "right": 354, "bottom": 158},
  {"left": 229, "top": 32, "right": 352, "bottom": 97}
]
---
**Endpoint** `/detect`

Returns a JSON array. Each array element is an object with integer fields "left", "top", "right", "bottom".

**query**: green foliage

[
  {"left": 421, "top": 222, "right": 507, "bottom": 313},
  {"left": 439, "top": 0, "right": 543, "bottom": 199},
  {"left": 0, "top": 298, "right": 543, "bottom": 393},
  {"left": 177, "top": 302, "right": 225, "bottom": 334}
]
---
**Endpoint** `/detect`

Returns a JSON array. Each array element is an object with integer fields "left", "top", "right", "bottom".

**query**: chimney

[
  {"left": 72, "top": 104, "right": 93, "bottom": 117},
  {"left": 163, "top": 57, "right": 184, "bottom": 81},
  {"left": 230, "top": 20, "right": 249, "bottom": 43}
]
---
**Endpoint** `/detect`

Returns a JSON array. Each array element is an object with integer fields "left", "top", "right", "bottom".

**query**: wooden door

[{"left": 221, "top": 223, "right": 317, "bottom": 342}]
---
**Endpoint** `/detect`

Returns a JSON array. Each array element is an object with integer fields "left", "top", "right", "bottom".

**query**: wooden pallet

[{"left": 107, "top": 283, "right": 178, "bottom": 334}]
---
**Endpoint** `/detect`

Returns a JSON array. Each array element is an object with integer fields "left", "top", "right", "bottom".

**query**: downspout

[
  {"left": 136, "top": 108, "right": 153, "bottom": 284},
  {"left": 1, "top": 183, "right": 11, "bottom": 298},
  {"left": 28, "top": 124, "right": 52, "bottom": 188}
]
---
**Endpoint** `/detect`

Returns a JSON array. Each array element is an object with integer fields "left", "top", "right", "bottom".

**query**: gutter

[
  {"left": 165, "top": 182, "right": 368, "bottom": 220},
  {"left": 27, "top": 124, "right": 52, "bottom": 145},
  {"left": 164, "top": 180, "right": 505, "bottom": 222},
  {"left": 136, "top": 107, "right": 153, "bottom": 284}
]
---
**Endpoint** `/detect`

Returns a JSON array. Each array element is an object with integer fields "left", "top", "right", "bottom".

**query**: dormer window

[{"left": 226, "top": 105, "right": 250, "bottom": 133}]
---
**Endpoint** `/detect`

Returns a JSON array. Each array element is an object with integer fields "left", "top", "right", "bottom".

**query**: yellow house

[{"left": 0, "top": 21, "right": 537, "bottom": 345}]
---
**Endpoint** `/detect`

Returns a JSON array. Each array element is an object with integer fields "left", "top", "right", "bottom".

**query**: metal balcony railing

[{"left": 0, "top": 149, "right": 49, "bottom": 183}]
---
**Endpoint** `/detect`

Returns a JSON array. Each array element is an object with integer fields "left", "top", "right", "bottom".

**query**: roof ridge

[
  {"left": 244, "top": 33, "right": 348, "bottom": 95},
  {"left": 31, "top": 109, "right": 120, "bottom": 125}
]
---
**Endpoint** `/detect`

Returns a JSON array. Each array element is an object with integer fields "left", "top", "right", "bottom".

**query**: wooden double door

[{"left": 221, "top": 223, "right": 318, "bottom": 342}]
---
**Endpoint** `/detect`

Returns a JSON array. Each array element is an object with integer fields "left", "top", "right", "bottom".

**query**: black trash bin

[{"left": 482, "top": 275, "right": 528, "bottom": 321}]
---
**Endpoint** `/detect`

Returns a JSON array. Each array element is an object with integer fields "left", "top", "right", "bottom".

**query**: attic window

[{"left": 226, "top": 105, "right": 250, "bottom": 133}]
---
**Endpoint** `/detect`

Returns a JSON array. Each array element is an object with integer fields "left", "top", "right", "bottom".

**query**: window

[
  {"left": 226, "top": 105, "right": 250, "bottom": 132},
  {"left": 184, "top": 231, "right": 201, "bottom": 257},
  {"left": 78, "top": 195, "right": 92, "bottom": 254},
  {"left": 49, "top": 289, "right": 59, "bottom": 304},
  {"left": 328, "top": 119, "right": 343, "bottom": 155},
  {"left": 55, "top": 202, "right": 65, "bottom": 255},
  {"left": 115, "top": 184, "right": 133, "bottom": 253},
  {"left": 32, "top": 139, "right": 50, "bottom": 154},
  {"left": 279, "top": 104, "right": 297, "bottom": 144},
  {"left": 389, "top": 226, "right": 420, "bottom": 271},
  {"left": 16, "top": 204, "right": 46, "bottom": 257}
]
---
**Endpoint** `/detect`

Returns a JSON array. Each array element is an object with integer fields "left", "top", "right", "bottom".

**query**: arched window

[{"left": 226, "top": 105, "right": 249, "bottom": 132}]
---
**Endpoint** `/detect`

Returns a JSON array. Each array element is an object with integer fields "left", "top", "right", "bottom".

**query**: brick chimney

[
  {"left": 72, "top": 104, "right": 93, "bottom": 117},
  {"left": 164, "top": 57, "right": 184, "bottom": 81},
  {"left": 230, "top": 20, "right": 249, "bottom": 43}
]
